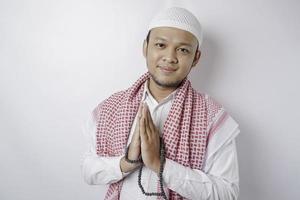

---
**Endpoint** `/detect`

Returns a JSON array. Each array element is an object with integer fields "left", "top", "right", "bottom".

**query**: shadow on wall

[
  {"left": 189, "top": 31, "right": 258, "bottom": 200},
  {"left": 236, "top": 123, "right": 260, "bottom": 200},
  {"left": 189, "top": 30, "right": 222, "bottom": 92}
]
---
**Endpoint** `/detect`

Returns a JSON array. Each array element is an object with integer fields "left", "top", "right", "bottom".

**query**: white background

[{"left": 1, "top": 0, "right": 299, "bottom": 199}]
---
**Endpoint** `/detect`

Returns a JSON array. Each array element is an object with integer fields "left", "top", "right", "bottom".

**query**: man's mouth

[{"left": 158, "top": 66, "right": 177, "bottom": 72}]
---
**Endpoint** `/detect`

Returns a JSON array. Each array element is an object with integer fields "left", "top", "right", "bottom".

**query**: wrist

[
  {"left": 120, "top": 156, "right": 141, "bottom": 173},
  {"left": 149, "top": 158, "right": 161, "bottom": 174}
]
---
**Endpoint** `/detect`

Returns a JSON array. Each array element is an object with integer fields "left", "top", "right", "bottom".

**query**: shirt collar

[{"left": 142, "top": 79, "right": 178, "bottom": 104}]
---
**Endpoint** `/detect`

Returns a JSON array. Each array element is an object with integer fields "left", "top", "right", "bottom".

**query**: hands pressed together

[{"left": 120, "top": 102, "right": 161, "bottom": 174}]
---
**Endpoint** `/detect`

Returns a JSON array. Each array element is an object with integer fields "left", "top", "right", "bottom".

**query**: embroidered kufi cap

[{"left": 148, "top": 7, "right": 203, "bottom": 47}]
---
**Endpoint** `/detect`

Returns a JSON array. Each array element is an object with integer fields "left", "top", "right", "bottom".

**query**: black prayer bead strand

[
  {"left": 159, "top": 137, "right": 167, "bottom": 199},
  {"left": 138, "top": 137, "right": 168, "bottom": 200}
]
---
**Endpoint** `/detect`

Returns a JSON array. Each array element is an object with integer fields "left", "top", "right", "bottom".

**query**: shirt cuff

[
  {"left": 162, "top": 159, "right": 183, "bottom": 190},
  {"left": 106, "top": 155, "right": 125, "bottom": 180},
  {"left": 162, "top": 158, "right": 212, "bottom": 191}
]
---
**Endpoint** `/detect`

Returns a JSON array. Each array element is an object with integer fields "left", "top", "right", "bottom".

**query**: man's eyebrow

[{"left": 153, "top": 37, "right": 193, "bottom": 47}]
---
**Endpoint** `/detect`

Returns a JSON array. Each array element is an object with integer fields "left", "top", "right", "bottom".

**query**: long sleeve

[
  {"left": 162, "top": 116, "right": 240, "bottom": 200},
  {"left": 81, "top": 90, "right": 240, "bottom": 200},
  {"left": 80, "top": 114, "right": 125, "bottom": 185},
  {"left": 81, "top": 113, "right": 240, "bottom": 200}
]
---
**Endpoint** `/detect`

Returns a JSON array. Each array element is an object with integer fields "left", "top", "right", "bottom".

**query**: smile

[{"left": 158, "top": 66, "right": 177, "bottom": 73}]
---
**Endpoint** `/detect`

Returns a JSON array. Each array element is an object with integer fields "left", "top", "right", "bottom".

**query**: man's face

[{"left": 143, "top": 27, "right": 201, "bottom": 88}]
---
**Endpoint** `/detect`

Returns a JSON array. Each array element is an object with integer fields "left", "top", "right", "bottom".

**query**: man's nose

[{"left": 162, "top": 49, "right": 178, "bottom": 64}]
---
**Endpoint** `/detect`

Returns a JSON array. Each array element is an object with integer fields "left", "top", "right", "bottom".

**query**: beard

[{"left": 149, "top": 71, "right": 184, "bottom": 88}]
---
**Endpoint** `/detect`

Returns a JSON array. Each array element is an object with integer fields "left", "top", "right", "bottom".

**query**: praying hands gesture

[{"left": 120, "top": 102, "right": 161, "bottom": 174}]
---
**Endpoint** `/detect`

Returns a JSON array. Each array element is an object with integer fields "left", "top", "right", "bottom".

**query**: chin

[{"left": 152, "top": 76, "right": 182, "bottom": 88}]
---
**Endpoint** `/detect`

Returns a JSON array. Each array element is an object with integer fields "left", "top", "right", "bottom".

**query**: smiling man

[
  {"left": 144, "top": 26, "right": 200, "bottom": 100},
  {"left": 82, "top": 7, "right": 240, "bottom": 200}
]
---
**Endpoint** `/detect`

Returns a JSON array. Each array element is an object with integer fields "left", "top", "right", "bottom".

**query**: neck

[{"left": 148, "top": 78, "right": 177, "bottom": 103}]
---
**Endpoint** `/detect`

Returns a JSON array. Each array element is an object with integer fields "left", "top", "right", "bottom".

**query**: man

[{"left": 81, "top": 7, "right": 240, "bottom": 200}]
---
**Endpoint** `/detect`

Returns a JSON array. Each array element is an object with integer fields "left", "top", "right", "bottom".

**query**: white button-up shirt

[{"left": 81, "top": 80, "right": 240, "bottom": 200}]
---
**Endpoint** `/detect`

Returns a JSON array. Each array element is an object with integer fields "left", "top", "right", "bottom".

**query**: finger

[
  {"left": 137, "top": 101, "right": 144, "bottom": 119},
  {"left": 141, "top": 103, "right": 147, "bottom": 125},
  {"left": 139, "top": 114, "right": 148, "bottom": 142},
  {"left": 132, "top": 118, "right": 140, "bottom": 142},
  {"left": 145, "top": 113, "right": 152, "bottom": 139},
  {"left": 145, "top": 106, "right": 154, "bottom": 137},
  {"left": 146, "top": 105, "right": 155, "bottom": 133},
  {"left": 143, "top": 102, "right": 156, "bottom": 134},
  {"left": 133, "top": 102, "right": 144, "bottom": 142},
  {"left": 142, "top": 102, "right": 147, "bottom": 117},
  {"left": 143, "top": 103, "right": 152, "bottom": 138}
]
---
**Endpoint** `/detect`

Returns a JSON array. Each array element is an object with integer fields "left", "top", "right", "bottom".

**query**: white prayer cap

[{"left": 148, "top": 7, "right": 203, "bottom": 48}]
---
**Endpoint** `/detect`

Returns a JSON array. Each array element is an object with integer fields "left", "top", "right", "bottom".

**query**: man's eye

[
  {"left": 155, "top": 43, "right": 165, "bottom": 48},
  {"left": 178, "top": 48, "right": 190, "bottom": 54}
]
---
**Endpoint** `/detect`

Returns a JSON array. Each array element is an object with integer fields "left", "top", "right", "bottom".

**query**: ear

[
  {"left": 191, "top": 50, "right": 201, "bottom": 67},
  {"left": 143, "top": 39, "right": 148, "bottom": 58}
]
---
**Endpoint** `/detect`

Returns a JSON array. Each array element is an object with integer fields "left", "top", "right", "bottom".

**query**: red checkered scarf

[{"left": 92, "top": 72, "right": 223, "bottom": 200}]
